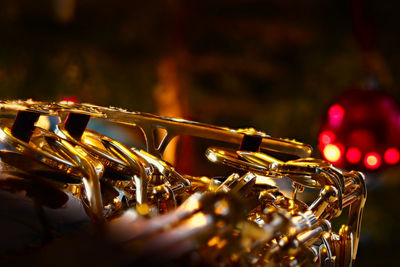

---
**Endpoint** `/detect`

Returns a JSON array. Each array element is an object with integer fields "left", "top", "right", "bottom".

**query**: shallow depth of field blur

[{"left": 1, "top": 0, "right": 400, "bottom": 265}]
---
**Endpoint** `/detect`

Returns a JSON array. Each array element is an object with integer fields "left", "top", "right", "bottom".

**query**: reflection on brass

[{"left": 0, "top": 100, "right": 366, "bottom": 266}]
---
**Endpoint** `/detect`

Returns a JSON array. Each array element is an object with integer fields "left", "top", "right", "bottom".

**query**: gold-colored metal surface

[{"left": 0, "top": 99, "right": 366, "bottom": 266}]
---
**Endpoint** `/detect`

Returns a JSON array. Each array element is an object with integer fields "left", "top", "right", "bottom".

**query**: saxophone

[{"left": 0, "top": 100, "right": 366, "bottom": 266}]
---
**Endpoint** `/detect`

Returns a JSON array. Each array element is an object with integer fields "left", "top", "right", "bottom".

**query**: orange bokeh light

[
  {"left": 364, "top": 152, "right": 381, "bottom": 169},
  {"left": 323, "top": 144, "right": 342, "bottom": 163}
]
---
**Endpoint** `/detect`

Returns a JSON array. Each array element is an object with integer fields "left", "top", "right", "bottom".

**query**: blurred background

[{"left": 0, "top": 0, "right": 399, "bottom": 265}]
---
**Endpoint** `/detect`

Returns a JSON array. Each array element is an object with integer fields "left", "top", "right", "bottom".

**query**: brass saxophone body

[{"left": 0, "top": 100, "right": 366, "bottom": 266}]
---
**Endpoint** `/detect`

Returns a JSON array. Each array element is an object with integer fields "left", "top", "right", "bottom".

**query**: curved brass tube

[
  {"left": 58, "top": 140, "right": 105, "bottom": 224},
  {"left": 0, "top": 100, "right": 367, "bottom": 266},
  {"left": 101, "top": 139, "right": 149, "bottom": 209}
]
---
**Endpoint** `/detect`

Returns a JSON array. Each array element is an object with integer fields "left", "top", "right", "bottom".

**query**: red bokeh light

[
  {"left": 61, "top": 96, "right": 78, "bottom": 103},
  {"left": 397, "top": 115, "right": 400, "bottom": 130},
  {"left": 319, "top": 131, "right": 335, "bottom": 145},
  {"left": 364, "top": 152, "right": 381, "bottom": 169},
  {"left": 384, "top": 148, "right": 400, "bottom": 165},
  {"left": 319, "top": 89, "right": 400, "bottom": 171},
  {"left": 346, "top": 147, "right": 362, "bottom": 164},
  {"left": 328, "top": 104, "right": 344, "bottom": 127},
  {"left": 348, "top": 129, "right": 376, "bottom": 151}
]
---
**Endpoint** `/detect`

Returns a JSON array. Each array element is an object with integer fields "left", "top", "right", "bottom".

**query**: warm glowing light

[
  {"left": 181, "top": 194, "right": 201, "bottom": 211},
  {"left": 346, "top": 147, "right": 362, "bottom": 164},
  {"left": 364, "top": 152, "right": 381, "bottom": 169},
  {"left": 200, "top": 176, "right": 211, "bottom": 183},
  {"left": 208, "top": 236, "right": 220, "bottom": 247},
  {"left": 214, "top": 199, "right": 230, "bottom": 216},
  {"left": 319, "top": 131, "right": 335, "bottom": 145},
  {"left": 186, "top": 213, "right": 210, "bottom": 229},
  {"left": 323, "top": 144, "right": 342, "bottom": 163},
  {"left": 255, "top": 175, "right": 277, "bottom": 186},
  {"left": 384, "top": 148, "right": 400, "bottom": 165},
  {"left": 207, "top": 152, "right": 218, "bottom": 162},
  {"left": 34, "top": 116, "right": 51, "bottom": 130},
  {"left": 60, "top": 96, "right": 78, "bottom": 103},
  {"left": 136, "top": 203, "right": 150, "bottom": 215},
  {"left": 328, "top": 104, "right": 344, "bottom": 127}
]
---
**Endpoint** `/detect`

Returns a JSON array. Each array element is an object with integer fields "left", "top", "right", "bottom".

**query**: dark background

[{"left": 0, "top": 0, "right": 399, "bottom": 265}]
